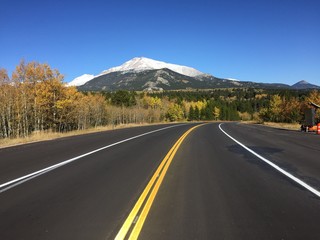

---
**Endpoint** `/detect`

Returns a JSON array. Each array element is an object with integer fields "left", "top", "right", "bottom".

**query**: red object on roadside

[{"left": 317, "top": 123, "right": 320, "bottom": 135}]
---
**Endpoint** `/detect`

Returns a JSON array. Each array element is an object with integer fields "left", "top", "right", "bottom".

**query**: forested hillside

[{"left": 1, "top": 61, "right": 319, "bottom": 139}]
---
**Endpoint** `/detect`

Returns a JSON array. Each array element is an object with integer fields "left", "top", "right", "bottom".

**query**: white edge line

[
  {"left": 0, "top": 167, "right": 59, "bottom": 193},
  {"left": 0, "top": 124, "right": 186, "bottom": 192},
  {"left": 218, "top": 123, "right": 320, "bottom": 198}
]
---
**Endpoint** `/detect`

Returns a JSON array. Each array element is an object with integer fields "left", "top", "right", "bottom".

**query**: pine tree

[
  {"left": 188, "top": 106, "right": 195, "bottom": 121},
  {"left": 194, "top": 106, "right": 200, "bottom": 120}
]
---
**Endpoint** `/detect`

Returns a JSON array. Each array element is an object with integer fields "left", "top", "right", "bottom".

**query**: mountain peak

[
  {"left": 291, "top": 80, "right": 320, "bottom": 89},
  {"left": 99, "top": 57, "right": 204, "bottom": 77},
  {"left": 296, "top": 80, "right": 309, "bottom": 84}
]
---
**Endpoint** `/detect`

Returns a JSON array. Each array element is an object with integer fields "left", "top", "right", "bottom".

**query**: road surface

[{"left": 0, "top": 122, "right": 320, "bottom": 239}]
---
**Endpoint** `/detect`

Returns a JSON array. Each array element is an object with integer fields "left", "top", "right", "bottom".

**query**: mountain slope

[
  {"left": 68, "top": 74, "right": 94, "bottom": 86},
  {"left": 78, "top": 68, "right": 291, "bottom": 91},
  {"left": 78, "top": 69, "right": 205, "bottom": 91}
]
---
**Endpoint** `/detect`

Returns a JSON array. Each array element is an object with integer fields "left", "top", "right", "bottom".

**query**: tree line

[
  {"left": 150, "top": 88, "right": 320, "bottom": 123},
  {"left": 1, "top": 60, "right": 319, "bottom": 139}
]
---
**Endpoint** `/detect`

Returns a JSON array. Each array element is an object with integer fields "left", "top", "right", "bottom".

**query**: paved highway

[{"left": 0, "top": 122, "right": 320, "bottom": 239}]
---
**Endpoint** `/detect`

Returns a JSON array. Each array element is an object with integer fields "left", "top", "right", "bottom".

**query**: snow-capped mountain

[
  {"left": 69, "top": 57, "right": 204, "bottom": 86},
  {"left": 68, "top": 74, "right": 94, "bottom": 86},
  {"left": 99, "top": 57, "right": 204, "bottom": 77}
]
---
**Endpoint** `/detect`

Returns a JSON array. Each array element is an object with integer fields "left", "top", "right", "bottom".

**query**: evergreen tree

[
  {"left": 111, "top": 90, "right": 137, "bottom": 107},
  {"left": 188, "top": 106, "right": 195, "bottom": 121},
  {"left": 194, "top": 106, "right": 200, "bottom": 120}
]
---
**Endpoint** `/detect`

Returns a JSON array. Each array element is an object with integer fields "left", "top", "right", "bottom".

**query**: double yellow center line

[{"left": 115, "top": 124, "right": 203, "bottom": 240}]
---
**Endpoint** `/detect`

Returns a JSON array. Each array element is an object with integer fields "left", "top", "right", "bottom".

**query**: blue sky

[{"left": 1, "top": 0, "right": 319, "bottom": 85}]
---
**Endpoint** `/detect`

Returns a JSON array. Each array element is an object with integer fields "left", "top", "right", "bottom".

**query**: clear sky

[{"left": 1, "top": 0, "right": 319, "bottom": 85}]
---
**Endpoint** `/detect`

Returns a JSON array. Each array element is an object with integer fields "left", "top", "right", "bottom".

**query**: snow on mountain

[
  {"left": 99, "top": 57, "right": 204, "bottom": 77},
  {"left": 68, "top": 74, "right": 94, "bottom": 86}
]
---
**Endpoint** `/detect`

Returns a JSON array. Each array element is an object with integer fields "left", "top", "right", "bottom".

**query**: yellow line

[
  {"left": 114, "top": 130, "right": 183, "bottom": 240},
  {"left": 115, "top": 124, "right": 204, "bottom": 240},
  {"left": 128, "top": 126, "right": 199, "bottom": 239}
]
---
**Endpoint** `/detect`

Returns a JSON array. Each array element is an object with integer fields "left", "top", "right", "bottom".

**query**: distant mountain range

[{"left": 69, "top": 57, "right": 319, "bottom": 91}]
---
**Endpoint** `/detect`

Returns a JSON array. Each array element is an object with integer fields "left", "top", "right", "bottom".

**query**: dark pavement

[{"left": 1, "top": 122, "right": 320, "bottom": 239}]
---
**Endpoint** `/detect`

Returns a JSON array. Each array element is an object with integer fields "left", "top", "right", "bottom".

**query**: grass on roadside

[
  {"left": 0, "top": 123, "right": 169, "bottom": 149},
  {"left": 261, "top": 122, "right": 301, "bottom": 131},
  {"left": 240, "top": 121, "right": 301, "bottom": 131}
]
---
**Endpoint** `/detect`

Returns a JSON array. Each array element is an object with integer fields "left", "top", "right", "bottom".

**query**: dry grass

[
  {"left": 239, "top": 121, "right": 301, "bottom": 131},
  {"left": 261, "top": 122, "right": 301, "bottom": 131},
  {"left": 0, "top": 122, "right": 171, "bottom": 149}
]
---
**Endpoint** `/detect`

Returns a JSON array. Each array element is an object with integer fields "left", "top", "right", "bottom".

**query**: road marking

[
  {"left": 0, "top": 124, "right": 186, "bottom": 194},
  {"left": 219, "top": 123, "right": 320, "bottom": 198},
  {"left": 115, "top": 124, "right": 204, "bottom": 240}
]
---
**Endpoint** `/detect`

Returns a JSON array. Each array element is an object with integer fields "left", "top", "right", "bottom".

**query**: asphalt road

[{"left": 1, "top": 122, "right": 320, "bottom": 239}]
